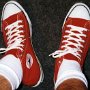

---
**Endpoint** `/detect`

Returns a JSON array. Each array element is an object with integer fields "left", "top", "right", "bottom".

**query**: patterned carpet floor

[{"left": 0, "top": 0, "right": 90, "bottom": 90}]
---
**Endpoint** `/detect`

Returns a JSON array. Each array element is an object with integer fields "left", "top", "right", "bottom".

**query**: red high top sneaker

[
  {"left": 1, "top": 1, "right": 44, "bottom": 87},
  {"left": 49, "top": 3, "right": 90, "bottom": 88}
]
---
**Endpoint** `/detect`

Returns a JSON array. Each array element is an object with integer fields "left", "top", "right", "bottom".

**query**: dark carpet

[{"left": 0, "top": 0, "right": 90, "bottom": 90}]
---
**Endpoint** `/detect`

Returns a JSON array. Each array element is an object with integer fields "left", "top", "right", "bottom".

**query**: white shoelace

[
  {"left": 49, "top": 25, "right": 87, "bottom": 60},
  {"left": 0, "top": 20, "right": 25, "bottom": 53}
]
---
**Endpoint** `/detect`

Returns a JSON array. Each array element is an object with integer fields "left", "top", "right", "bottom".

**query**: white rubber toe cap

[
  {"left": 2, "top": 2, "right": 21, "bottom": 20},
  {"left": 68, "top": 3, "right": 90, "bottom": 20}
]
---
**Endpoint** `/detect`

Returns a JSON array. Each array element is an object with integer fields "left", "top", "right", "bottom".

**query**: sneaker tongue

[
  {"left": 56, "top": 53, "right": 80, "bottom": 64},
  {"left": 5, "top": 49, "right": 22, "bottom": 58},
  {"left": 2, "top": 11, "right": 23, "bottom": 27},
  {"left": 64, "top": 53, "right": 80, "bottom": 62},
  {"left": 66, "top": 17, "right": 89, "bottom": 28}
]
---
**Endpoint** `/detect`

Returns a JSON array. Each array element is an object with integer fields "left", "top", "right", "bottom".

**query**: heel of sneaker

[{"left": 33, "top": 66, "right": 44, "bottom": 87}]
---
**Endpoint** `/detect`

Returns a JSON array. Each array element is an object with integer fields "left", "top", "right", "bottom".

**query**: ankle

[
  {"left": 0, "top": 54, "right": 23, "bottom": 89},
  {"left": 56, "top": 78, "right": 88, "bottom": 90},
  {"left": 55, "top": 59, "right": 88, "bottom": 89}
]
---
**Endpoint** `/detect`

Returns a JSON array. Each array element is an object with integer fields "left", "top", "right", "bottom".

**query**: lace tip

[{"left": 49, "top": 54, "right": 52, "bottom": 57}]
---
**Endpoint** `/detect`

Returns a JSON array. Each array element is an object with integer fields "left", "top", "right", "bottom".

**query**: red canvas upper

[
  {"left": 2, "top": 11, "right": 42, "bottom": 86},
  {"left": 53, "top": 17, "right": 90, "bottom": 82}
]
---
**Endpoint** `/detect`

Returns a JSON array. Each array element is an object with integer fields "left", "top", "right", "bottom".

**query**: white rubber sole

[
  {"left": 62, "top": 3, "right": 90, "bottom": 28},
  {"left": 1, "top": 0, "right": 44, "bottom": 87}
]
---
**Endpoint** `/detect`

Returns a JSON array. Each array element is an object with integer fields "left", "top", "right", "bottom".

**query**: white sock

[
  {"left": 55, "top": 59, "right": 88, "bottom": 89},
  {"left": 0, "top": 54, "right": 23, "bottom": 90}
]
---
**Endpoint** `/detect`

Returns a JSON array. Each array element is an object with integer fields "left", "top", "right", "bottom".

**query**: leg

[
  {"left": 54, "top": 59, "right": 88, "bottom": 90},
  {"left": 56, "top": 79, "right": 87, "bottom": 90}
]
